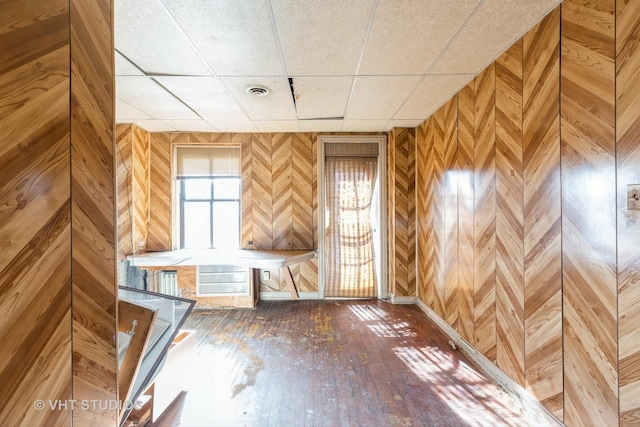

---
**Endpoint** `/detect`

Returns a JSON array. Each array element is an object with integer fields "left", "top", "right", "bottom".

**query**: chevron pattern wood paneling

[
  {"left": 272, "top": 133, "right": 293, "bottom": 251},
  {"left": 390, "top": 128, "right": 416, "bottom": 298},
  {"left": 617, "top": 0, "right": 640, "bottom": 423},
  {"left": 457, "top": 81, "right": 475, "bottom": 344},
  {"left": 240, "top": 133, "right": 253, "bottom": 248},
  {"left": 523, "top": 8, "right": 563, "bottom": 418},
  {"left": 148, "top": 132, "right": 172, "bottom": 251},
  {"left": 292, "top": 133, "right": 314, "bottom": 249},
  {"left": 0, "top": 2, "right": 72, "bottom": 424},
  {"left": 251, "top": 133, "right": 274, "bottom": 250},
  {"left": 443, "top": 97, "right": 459, "bottom": 329},
  {"left": 473, "top": 63, "right": 496, "bottom": 362},
  {"left": 432, "top": 107, "right": 447, "bottom": 318},
  {"left": 117, "top": 124, "right": 134, "bottom": 258},
  {"left": 561, "top": 1, "right": 617, "bottom": 425},
  {"left": 495, "top": 40, "right": 525, "bottom": 387},
  {"left": 132, "top": 125, "right": 149, "bottom": 253},
  {"left": 416, "top": 119, "right": 435, "bottom": 308},
  {"left": 70, "top": 0, "right": 118, "bottom": 423}
]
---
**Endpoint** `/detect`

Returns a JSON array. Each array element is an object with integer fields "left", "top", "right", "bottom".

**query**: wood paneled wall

[
  {"left": 416, "top": 2, "right": 640, "bottom": 425},
  {"left": 70, "top": 0, "right": 118, "bottom": 424},
  {"left": 617, "top": 0, "right": 640, "bottom": 424},
  {"left": 127, "top": 132, "right": 319, "bottom": 294},
  {"left": 1, "top": 0, "right": 117, "bottom": 424},
  {"left": 388, "top": 128, "right": 416, "bottom": 298},
  {"left": 116, "top": 124, "right": 150, "bottom": 259}
]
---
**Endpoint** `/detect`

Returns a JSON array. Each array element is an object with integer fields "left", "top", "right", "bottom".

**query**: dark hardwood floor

[{"left": 168, "top": 300, "right": 548, "bottom": 426}]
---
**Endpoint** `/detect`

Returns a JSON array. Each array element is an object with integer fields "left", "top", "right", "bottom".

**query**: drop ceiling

[{"left": 115, "top": 0, "right": 561, "bottom": 133}]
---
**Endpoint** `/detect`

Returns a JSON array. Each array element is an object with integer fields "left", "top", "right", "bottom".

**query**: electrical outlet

[
  {"left": 628, "top": 184, "right": 640, "bottom": 210},
  {"left": 262, "top": 270, "right": 270, "bottom": 281}
]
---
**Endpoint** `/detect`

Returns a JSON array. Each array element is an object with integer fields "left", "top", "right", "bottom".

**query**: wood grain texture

[
  {"left": 390, "top": 128, "right": 416, "bottom": 298},
  {"left": 272, "top": 133, "right": 293, "bottom": 251},
  {"left": 561, "top": 1, "right": 618, "bottom": 426},
  {"left": 387, "top": 130, "right": 397, "bottom": 296},
  {"left": 148, "top": 132, "right": 172, "bottom": 251},
  {"left": 416, "top": 119, "right": 435, "bottom": 309},
  {"left": 431, "top": 107, "right": 447, "bottom": 318},
  {"left": 251, "top": 133, "right": 274, "bottom": 250},
  {"left": 116, "top": 124, "right": 133, "bottom": 258},
  {"left": 523, "top": 8, "right": 563, "bottom": 419},
  {"left": 495, "top": 40, "right": 525, "bottom": 387},
  {"left": 443, "top": 98, "right": 459, "bottom": 329},
  {"left": 292, "top": 133, "right": 313, "bottom": 249},
  {"left": 457, "top": 81, "right": 475, "bottom": 345},
  {"left": 132, "top": 125, "right": 149, "bottom": 253},
  {"left": 617, "top": 0, "right": 640, "bottom": 424},
  {"left": 70, "top": 0, "right": 118, "bottom": 424},
  {"left": 473, "top": 64, "right": 496, "bottom": 362},
  {"left": 240, "top": 133, "right": 253, "bottom": 249}
]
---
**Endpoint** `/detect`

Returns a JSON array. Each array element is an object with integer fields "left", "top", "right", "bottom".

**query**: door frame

[{"left": 317, "top": 135, "right": 388, "bottom": 299}]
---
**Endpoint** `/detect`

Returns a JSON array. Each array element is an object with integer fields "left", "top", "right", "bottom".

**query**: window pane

[
  {"left": 184, "top": 179, "right": 212, "bottom": 200},
  {"left": 212, "top": 201, "right": 239, "bottom": 248},
  {"left": 214, "top": 178, "right": 240, "bottom": 199},
  {"left": 183, "top": 202, "right": 211, "bottom": 248}
]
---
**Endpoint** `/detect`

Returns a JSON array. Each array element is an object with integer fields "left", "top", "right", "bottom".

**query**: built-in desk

[{"left": 129, "top": 249, "right": 316, "bottom": 301}]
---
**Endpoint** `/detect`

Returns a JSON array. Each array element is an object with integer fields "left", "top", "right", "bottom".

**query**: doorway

[{"left": 318, "top": 136, "right": 387, "bottom": 299}]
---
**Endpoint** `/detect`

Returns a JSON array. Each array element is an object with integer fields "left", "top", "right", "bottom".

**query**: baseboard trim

[
  {"left": 260, "top": 292, "right": 319, "bottom": 300},
  {"left": 389, "top": 295, "right": 417, "bottom": 305},
  {"left": 416, "top": 300, "right": 563, "bottom": 427}
]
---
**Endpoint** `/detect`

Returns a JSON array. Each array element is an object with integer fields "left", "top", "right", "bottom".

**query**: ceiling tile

[
  {"left": 210, "top": 121, "right": 259, "bottom": 133},
  {"left": 126, "top": 119, "right": 177, "bottom": 132},
  {"left": 220, "top": 77, "right": 297, "bottom": 121},
  {"left": 292, "top": 77, "right": 353, "bottom": 120},
  {"left": 388, "top": 119, "right": 424, "bottom": 129},
  {"left": 395, "top": 74, "right": 474, "bottom": 120},
  {"left": 161, "top": 0, "right": 284, "bottom": 76},
  {"left": 254, "top": 121, "right": 301, "bottom": 132},
  {"left": 358, "top": 0, "right": 481, "bottom": 75},
  {"left": 341, "top": 120, "right": 391, "bottom": 132},
  {"left": 115, "top": 52, "right": 144, "bottom": 76},
  {"left": 115, "top": 0, "right": 211, "bottom": 75},
  {"left": 299, "top": 120, "right": 344, "bottom": 132},
  {"left": 345, "top": 76, "right": 422, "bottom": 120},
  {"left": 116, "top": 99, "right": 153, "bottom": 120},
  {"left": 431, "top": 0, "right": 561, "bottom": 74},
  {"left": 270, "top": 0, "right": 375, "bottom": 76},
  {"left": 117, "top": 76, "right": 200, "bottom": 120},
  {"left": 161, "top": 120, "right": 218, "bottom": 132},
  {"left": 154, "top": 77, "right": 248, "bottom": 121}
]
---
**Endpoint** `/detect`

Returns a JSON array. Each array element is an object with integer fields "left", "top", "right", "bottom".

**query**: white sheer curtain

[{"left": 324, "top": 156, "right": 378, "bottom": 298}]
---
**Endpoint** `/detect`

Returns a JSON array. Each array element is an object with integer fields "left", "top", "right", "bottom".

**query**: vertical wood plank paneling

[
  {"left": 391, "top": 128, "right": 416, "bottom": 298},
  {"left": 432, "top": 107, "right": 446, "bottom": 317},
  {"left": 0, "top": 4, "right": 73, "bottom": 420},
  {"left": 387, "top": 130, "right": 397, "bottom": 296},
  {"left": 561, "top": 1, "right": 618, "bottom": 425},
  {"left": 457, "top": 81, "right": 475, "bottom": 344},
  {"left": 443, "top": 98, "right": 459, "bottom": 329},
  {"left": 292, "top": 133, "right": 314, "bottom": 249},
  {"left": 473, "top": 63, "right": 496, "bottom": 362},
  {"left": 272, "top": 133, "right": 293, "bottom": 251},
  {"left": 116, "top": 124, "right": 133, "bottom": 258},
  {"left": 240, "top": 133, "right": 253, "bottom": 248},
  {"left": 148, "top": 132, "right": 172, "bottom": 251},
  {"left": 132, "top": 125, "right": 149, "bottom": 253},
  {"left": 617, "top": 0, "right": 640, "bottom": 423},
  {"left": 70, "top": 0, "right": 117, "bottom": 424},
  {"left": 416, "top": 120, "right": 435, "bottom": 308},
  {"left": 252, "top": 133, "right": 273, "bottom": 249},
  {"left": 495, "top": 39, "right": 525, "bottom": 387},
  {"left": 523, "top": 8, "right": 563, "bottom": 419}
]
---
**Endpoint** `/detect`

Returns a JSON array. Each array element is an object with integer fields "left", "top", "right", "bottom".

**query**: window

[{"left": 176, "top": 147, "right": 241, "bottom": 249}]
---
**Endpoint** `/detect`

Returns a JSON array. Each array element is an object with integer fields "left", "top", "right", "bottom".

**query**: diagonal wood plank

[
  {"left": 473, "top": 63, "right": 496, "bottom": 363},
  {"left": 416, "top": 119, "right": 435, "bottom": 309},
  {"left": 617, "top": 0, "right": 640, "bottom": 424},
  {"left": 272, "top": 133, "right": 293, "bottom": 251},
  {"left": 457, "top": 81, "right": 475, "bottom": 345},
  {"left": 523, "top": 7, "right": 563, "bottom": 419},
  {"left": 251, "top": 133, "right": 273, "bottom": 249},
  {"left": 443, "top": 97, "right": 459, "bottom": 329},
  {"left": 432, "top": 108, "right": 446, "bottom": 318},
  {"left": 495, "top": 39, "right": 525, "bottom": 387},
  {"left": 148, "top": 133, "right": 172, "bottom": 251}
]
